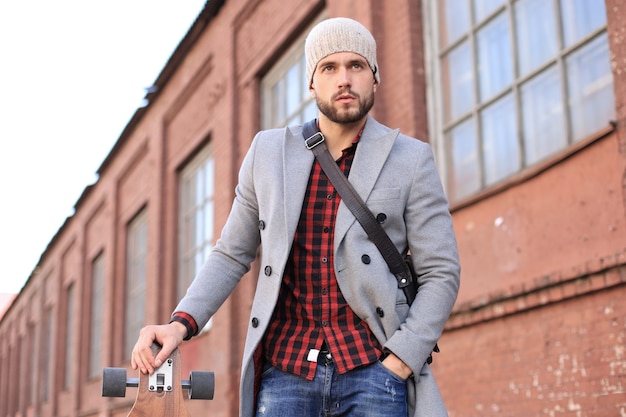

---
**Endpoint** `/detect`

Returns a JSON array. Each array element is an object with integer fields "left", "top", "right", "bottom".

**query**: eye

[{"left": 350, "top": 61, "right": 367, "bottom": 71}]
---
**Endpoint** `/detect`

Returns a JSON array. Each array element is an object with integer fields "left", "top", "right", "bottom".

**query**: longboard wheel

[
  {"left": 102, "top": 367, "right": 128, "bottom": 397},
  {"left": 188, "top": 370, "right": 215, "bottom": 400}
]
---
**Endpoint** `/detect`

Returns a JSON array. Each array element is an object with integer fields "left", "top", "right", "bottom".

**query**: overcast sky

[{"left": 0, "top": 1, "right": 206, "bottom": 294}]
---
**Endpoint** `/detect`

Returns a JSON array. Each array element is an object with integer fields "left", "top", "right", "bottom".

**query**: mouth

[{"left": 335, "top": 93, "right": 356, "bottom": 103}]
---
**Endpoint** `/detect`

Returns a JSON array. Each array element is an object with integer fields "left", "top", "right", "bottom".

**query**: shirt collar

[{"left": 339, "top": 124, "right": 364, "bottom": 159}]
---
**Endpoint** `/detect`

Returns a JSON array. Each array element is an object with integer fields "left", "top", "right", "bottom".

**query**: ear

[{"left": 309, "top": 84, "right": 317, "bottom": 98}]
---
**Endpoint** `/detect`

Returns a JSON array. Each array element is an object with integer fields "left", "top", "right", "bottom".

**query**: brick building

[{"left": 1, "top": 0, "right": 625, "bottom": 416}]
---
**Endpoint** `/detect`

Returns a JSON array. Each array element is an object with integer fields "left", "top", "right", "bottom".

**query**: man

[{"left": 132, "top": 17, "right": 460, "bottom": 417}]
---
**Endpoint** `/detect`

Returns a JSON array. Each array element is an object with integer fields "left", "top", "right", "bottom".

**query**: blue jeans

[{"left": 255, "top": 356, "right": 407, "bottom": 417}]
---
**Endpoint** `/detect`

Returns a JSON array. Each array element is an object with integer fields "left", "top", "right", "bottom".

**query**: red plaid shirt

[{"left": 262, "top": 133, "right": 382, "bottom": 380}]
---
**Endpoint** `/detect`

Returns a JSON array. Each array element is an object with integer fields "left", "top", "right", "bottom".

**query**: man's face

[{"left": 310, "top": 52, "right": 377, "bottom": 124}]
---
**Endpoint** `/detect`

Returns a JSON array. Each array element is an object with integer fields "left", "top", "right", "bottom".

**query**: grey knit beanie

[{"left": 305, "top": 17, "right": 380, "bottom": 86}]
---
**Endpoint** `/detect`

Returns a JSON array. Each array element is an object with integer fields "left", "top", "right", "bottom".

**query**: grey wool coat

[{"left": 175, "top": 116, "right": 461, "bottom": 417}]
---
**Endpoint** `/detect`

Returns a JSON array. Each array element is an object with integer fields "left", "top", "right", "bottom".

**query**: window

[
  {"left": 178, "top": 146, "right": 214, "bottom": 333},
  {"left": 19, "top": 334, "right": 27, "bottom": 410},
  {"left": 64, "top": 284, "right": 75, "bottom": 389},
  {"left": 261, "top": 19, "right": 321, "bottom": 129},
  {"left": 28, "top": 323, "right": 37, "bottom": 405},
  {"left": 179, "top": 145, "right": 214, "bottom": 299},
  {"left": 88, "top": 253, "right": 105, "bottom": 378},
  {"left": 426, "top": 0, "right": 615, "bottom": 202},
  {"left": 124, "top": 209, "right": 148, "bottom": 359},
  {"left": 40, "top": 308, "right": 52, "bottom": 401}
]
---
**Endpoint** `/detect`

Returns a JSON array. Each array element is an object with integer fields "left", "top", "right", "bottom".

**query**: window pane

[
  {"left": 561, "top": 0, "right": 607, "bottom": 47},
  {"left": 194, "top": 251, "right": 204, "bottom": 277},
  {"left": 439, "top": 0, "right": 470, "bottom": 46},
  {"left": 271, "top": 80, "right": 285, "bottom": 126},
  {"left": 448, "top": 118, "right": 480, "bottom": 200},
  {"left": 521, "top": 67, "right": 566, "bottom": 164},
  {"left": 481, "top": 94, "right": 519, "bottom": 185},
  {"left": 567, "top": 33, "right": 615, "bottom": 141},
  {"left": 286, "top": 114, "right": 300, "bottom": 127},
  {"left": 473, "top": 0, "right": 505, "bottom": 22},
  {"left": 443, "top": 41, "right": 474, "bottom": 122},
  {"left": 286, "top": 62, "right": 301, "bottom": 116},
  {"left": 477, "top": 13, "right": 513, "bottom": 102},
  {"left": 64, "top": 284, "right": 75, "bottom": 389},
  {"left": 515, "top": 0, "right": 558, "bottom": 76},
  {"left": 195, "top": 209, "right": 204, "bottom": 246},
  {"left": 304, "top": 100, "right": 317, "bottom": 121},
  {"left": 40, "top": 309, "right": 52, "bottom": 401},
  {"left": 125, "top": 210, "right": 147, "bottom": 359},
  {"left": 88, "top": 254, "right": 105, "bottom": 378},
  {"left": 29, "top": 324, "right": 37, "bottom": 405},
  {"left": 205, "top": 202, "right": 214, "bottom": 246},
  {"left": 195, "top": 169, "right": 204, "bottom": 205},
  {"left": 204, "top": 158, "right": 214, "bottom": 198},
  {"left": 301, "top": 53, "right": 307, "bottom": 82}
]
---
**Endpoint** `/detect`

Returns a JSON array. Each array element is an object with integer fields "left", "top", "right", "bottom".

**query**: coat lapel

[{"left": 334, "top": 117, "right": 399, "bottom": 250}]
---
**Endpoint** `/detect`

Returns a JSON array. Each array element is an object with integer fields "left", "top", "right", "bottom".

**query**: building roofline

[
  {"left": 96, "top": 0, "right": 225, "bottom": 177},
  {"left": 3, "top": 1, "right": 225, "bottom": 320}
]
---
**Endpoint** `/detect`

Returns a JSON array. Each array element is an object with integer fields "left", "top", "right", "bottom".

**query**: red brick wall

[
  {"left": 438, "top": 283, "right": 626, "bottom": 416},
  {"left": 606, "top": 0, "right": 626, "bottom": 218}
]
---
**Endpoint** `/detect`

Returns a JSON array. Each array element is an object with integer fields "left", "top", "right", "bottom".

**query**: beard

[{"left": 316, "top": 89, "right": 375, "bottom": 124}]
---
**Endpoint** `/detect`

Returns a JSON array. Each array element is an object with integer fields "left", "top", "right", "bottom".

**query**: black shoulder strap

[{"left": 302, "top": 119, "right": 415, "bottom": 304}]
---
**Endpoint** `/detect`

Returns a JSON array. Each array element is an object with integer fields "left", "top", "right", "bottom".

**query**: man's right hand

[{"left": 131, "top": 322, "right": 187, "bottom": 374}]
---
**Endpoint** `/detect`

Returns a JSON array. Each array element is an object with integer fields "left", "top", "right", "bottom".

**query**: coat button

[
  {"left": 376, "top": 213, "right": 387, "bottom": 224},
  {"left": 258, "top": 220, "right": 266, "bottom": 230},
  {"left": 264, "top": 266, "right": 272, "bottom": 276},
  {"left": 251, "top": 317, "right": 259, "bottom": 328},
  {"left": 376, "top": 307, "right": 385, "bottom": 317},
  {"left": 361, "top": 254, "right": 371, "bottom": 264}
]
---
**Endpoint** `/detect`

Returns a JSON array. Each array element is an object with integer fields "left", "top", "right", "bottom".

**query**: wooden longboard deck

[{"left": 126, "top": 346, "right": 191, "bottom": 417}]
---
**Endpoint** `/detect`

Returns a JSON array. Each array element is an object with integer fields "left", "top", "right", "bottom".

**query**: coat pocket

[{"left": 367, "top": 187, "right": 400, "bottom": 201}]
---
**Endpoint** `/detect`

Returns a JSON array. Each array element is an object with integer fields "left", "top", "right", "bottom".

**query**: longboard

[{"left": 102, "top": 344, "right": 214, "bottom": 417}]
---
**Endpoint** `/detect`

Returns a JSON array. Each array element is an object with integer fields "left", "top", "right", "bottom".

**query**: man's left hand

[{"left": 381, "top": 352, "right": 413, "bottom": 380}]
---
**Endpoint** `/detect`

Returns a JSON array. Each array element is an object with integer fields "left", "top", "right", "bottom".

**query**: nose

[{"left": 337, "top": 67, "right": 351, "bottom": 89}]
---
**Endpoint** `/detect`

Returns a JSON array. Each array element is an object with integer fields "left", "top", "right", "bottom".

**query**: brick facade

[{"left": 1, "top": 1, "right": 624, "bottom": 416}]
